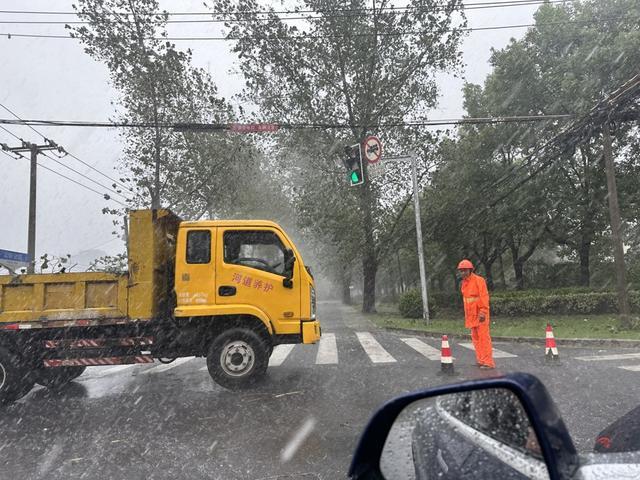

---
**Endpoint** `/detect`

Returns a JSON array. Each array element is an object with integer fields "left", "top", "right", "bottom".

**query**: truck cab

[{"left": 174, "top": 220, "right": 319, "bottom": 346}]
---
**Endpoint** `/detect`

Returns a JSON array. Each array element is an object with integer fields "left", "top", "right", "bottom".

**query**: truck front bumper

[{"left": 301, "top": 319, "right": 321, "bottom": 344}]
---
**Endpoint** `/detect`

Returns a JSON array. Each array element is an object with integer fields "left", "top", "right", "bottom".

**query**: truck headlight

[{"left": 310, "top": 286, "right": 316, "bottom": 320}]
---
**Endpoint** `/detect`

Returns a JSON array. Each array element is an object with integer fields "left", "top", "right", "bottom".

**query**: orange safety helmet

[{"left": 457, "top": 259, "right": 474, "bottom": 270}]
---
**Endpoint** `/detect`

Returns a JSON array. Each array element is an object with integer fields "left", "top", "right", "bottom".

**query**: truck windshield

[{"left": 223, "top": 230, "right": 286, "bottom": 275}]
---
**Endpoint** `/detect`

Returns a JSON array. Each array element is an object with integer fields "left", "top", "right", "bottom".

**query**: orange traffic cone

[
  {"left": 440, "top": 335, "right": 454, "bottom": 375},
  {"left": 545, "top": 323, "right": 559, "bottom": 362}
]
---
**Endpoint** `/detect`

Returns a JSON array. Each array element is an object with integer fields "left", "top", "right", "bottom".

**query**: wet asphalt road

[{"left": 1, "top": 300, "right": 638, "bottom": 479}]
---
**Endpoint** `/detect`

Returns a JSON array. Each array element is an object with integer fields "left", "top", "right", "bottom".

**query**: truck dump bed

[
  {"left": 0, "top": 209, "right": 181, "bottom": 329},
  {"left": 0, "top": 272, "right": 128, "bottom": 326}
]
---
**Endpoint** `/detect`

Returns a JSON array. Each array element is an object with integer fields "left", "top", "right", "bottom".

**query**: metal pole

[
  {"left": 27, "top": 144, "right": 38, "bottom": 273},
  {"left": 602, "top": 123, "right": 631, "bottom": 328},
  {"left": 411, "top": 155, "right": 430, "bottom": 323}
]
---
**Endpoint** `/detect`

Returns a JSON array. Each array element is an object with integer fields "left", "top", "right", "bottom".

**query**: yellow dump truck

[{"left": 0, "top": 209, "right": 320, "bottom": 403}]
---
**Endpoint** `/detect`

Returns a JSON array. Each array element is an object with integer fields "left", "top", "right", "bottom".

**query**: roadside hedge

[
  {"left": 401, "top": 288, "right": 640, "bottom": 317},
  {"left": 399, "top": 289, "right": 438, "bottom": 319}
]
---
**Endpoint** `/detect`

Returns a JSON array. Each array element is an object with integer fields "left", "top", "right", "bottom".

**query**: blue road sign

[{"left": 0, "top": 249, "right": 29, "bottom": 263}]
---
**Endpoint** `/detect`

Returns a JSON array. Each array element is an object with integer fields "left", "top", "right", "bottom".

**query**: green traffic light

[{"left": 350, "top": 171, "right": 360, "bottom": 183}]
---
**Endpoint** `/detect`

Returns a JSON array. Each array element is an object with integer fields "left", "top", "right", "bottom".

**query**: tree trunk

[
  {"left": 514, "top": 261, "right": 525, "bottom": 290},
  {"left": 341, "top": 269, "right": 352, "bottom": 305},
  {"left": 482, "top": 261, "right": 495, "bottom": 291},
  {"left": 578, "top": 241, "right": 591, "bottom": 287},
  {"left": 396, "top": 252, "right": 405, "bottom": 293},
  {"left": 498, "top": 253, "right": 507, "bottom": 289},
  {"left": 362, "top": 255, "right": 377, "bottom": 313}
]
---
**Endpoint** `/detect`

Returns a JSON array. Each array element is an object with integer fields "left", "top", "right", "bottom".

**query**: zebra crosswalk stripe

[
  {"left": 458, "top": 342, "right": 517, "bottom": 358},
  {"left": 400, "top": 338, "right": 441, "bottom": 361},
  {"left": 140, "top": 356, "right": 196, "bottom": 375},
  {"left": 268, "top": 344, "right": 295, "bottom": 367},
  {"left": 356, "top": 332, "right": 396, "bottom": 363},
  {"left": 316, "top": 333, "right": 338, "bottom": 364},
  {"left": 618, "top": 365, "right": 640, "bottom": 372},
  {"left": 575, "top": 353, "right": 640, "bottom": 362},
  {"left": 84, "top": 364, "right": 137, "bottom": 378}
]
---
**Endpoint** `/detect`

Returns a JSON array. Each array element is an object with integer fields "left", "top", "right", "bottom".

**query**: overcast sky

[{"left": 0, "top": 0, "right": 540, "bottom": 269}]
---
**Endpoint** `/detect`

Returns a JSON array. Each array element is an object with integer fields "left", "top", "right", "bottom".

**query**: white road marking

[
  {"left": 84, "top": 364, "right": 137, "bottom": 378},
  {"left": 315, "top": 333, "right": 338, "bottom": 364},
  {"left": 268, "top": 344, "right": 295, "bottom": 367},
  {"left": 400, "top": 337, "right": 441, "bottom": 361},
  {"left": 575, "top": 352, "right": 640, "bottom": 362},
  {"left": 618, "top": 365, "right": 640, "bottom": 372},
  {"left": 356, "top": 332, "right": 396, "bottom": 363},
  {"left": 459, "top": 342, "right": 517, "bottom": 358},
  {"left": 140, "top": 356, "right": 195, "bottom": 375}
]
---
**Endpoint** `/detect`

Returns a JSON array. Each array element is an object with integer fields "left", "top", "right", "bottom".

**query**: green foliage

[
  {"left": 38, "top": 253, "right": 73, "bottom": 273},
  {"left": 491, "top": 292, "right": 640, "bottom": 317},
  {"left": 88, "top": 253, "right": 128, "bottom": 273},
  {"left": 430, "top": 288, "right": 640, "bottom": 316},
  {"left": 399, "top": 289, "right": 437, "bottom": 319},
  {"left": 212, "top": 0, "right": 468, "bottom": 311},
  {"left": 69, "top": 0, "right": 262, "bottom": 221}
]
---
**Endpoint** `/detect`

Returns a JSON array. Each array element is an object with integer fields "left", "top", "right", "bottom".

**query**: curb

[{"left": 381, "top": 327, "right": 640, "bottom": 348}]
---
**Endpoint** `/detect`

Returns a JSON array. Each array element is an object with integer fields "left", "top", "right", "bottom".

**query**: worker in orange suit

[{"left": 458, "top": 259, "right": 495, "bottom": 369}]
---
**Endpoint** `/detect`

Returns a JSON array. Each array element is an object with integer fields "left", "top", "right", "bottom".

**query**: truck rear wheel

[
  {"left": 34, "top": 367, "right": 87, "bottom": 389},
  {"left": 0, "top": 346, "right": 35, "bottom": 404},
  {"left": 206, "top": 328, "right": 269, "bottom": 390}
]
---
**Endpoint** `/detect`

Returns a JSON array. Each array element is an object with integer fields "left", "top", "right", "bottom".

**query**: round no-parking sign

[{"left": 362, "top": 136, "right": 382, "bottom": 164}]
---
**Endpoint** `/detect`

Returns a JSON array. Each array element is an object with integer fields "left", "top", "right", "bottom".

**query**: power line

[
  {"left": 0, "top": 124, "right": 22, "bottom": 141},
  {"left": 0, "top": 147, "right": 127, "bottom": 206},
  {"left": 0, "top": 101, "right": 48, "bottom": 139},
  {"left": 0, "top": 0, "right": 574, "bottom": 17},
  {"left": 0, "top": 17, "right": 628, "bottom": 41},
  {"left": 0, "top": 101, "right": 135, "bottom": 195},
  {"left": 0, "top": 0, "right": 571, "bottom": 24},
  {"left": 0, "top": 113, "right": 573, "bottom": 130},
  {"left": 39, "top": 151, "right": 131, "bottom": 201},
  {"left": 63, "top": 150, "right": 136, "bottom": 195},
  {"left": 36, "top": 161, "right": 128, "bottom": 206}
]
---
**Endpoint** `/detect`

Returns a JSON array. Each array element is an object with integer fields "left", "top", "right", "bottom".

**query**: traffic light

[{"left": 343, "top": 144, "right": 364, "bottom": 186}]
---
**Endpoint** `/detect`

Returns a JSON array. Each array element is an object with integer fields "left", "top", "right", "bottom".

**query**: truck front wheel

[
  {"left": 0, "top": 346, "right": 35, "bottom": 404},
  {"left": 34, "top": 367, "right": 87, "bottom": 389},
  {"left": 207, "top": 328, "right": 269, "bottom": 390}
]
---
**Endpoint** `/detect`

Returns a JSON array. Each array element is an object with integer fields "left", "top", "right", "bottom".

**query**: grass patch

[{"left": 365, "top": 304, "right": 640, "bottom": 340}]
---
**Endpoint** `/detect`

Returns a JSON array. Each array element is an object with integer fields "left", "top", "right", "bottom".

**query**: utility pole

[
  {"left": 376, "top": 154, "right": 431, "bottom": 323},
  {"left": 1, "top": 139, "right": 64, "bottom": 273},
  {"left": 411, "top": 154, "right": 430, "bottom": 323},
  {"left": 602, "top": 123, "right": 632, "bottom": 328}
]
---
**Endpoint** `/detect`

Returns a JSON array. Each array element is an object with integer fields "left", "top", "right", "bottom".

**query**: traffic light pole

[{"left": 411, "top": 155, "right": 430, "bottom": 323}]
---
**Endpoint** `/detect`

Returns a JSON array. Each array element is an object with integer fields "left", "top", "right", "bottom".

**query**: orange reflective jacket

[{"left": 461, "top": 273, "right": 490, "bottom": 328}]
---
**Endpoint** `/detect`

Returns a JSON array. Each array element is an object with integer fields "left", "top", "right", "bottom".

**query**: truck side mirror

[{"left": 283, "top": 249, "right": 296, "bottom": 288}]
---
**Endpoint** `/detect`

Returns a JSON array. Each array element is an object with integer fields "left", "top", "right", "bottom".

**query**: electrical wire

[
  {"left": 0, "top": 147, "right": 127, "bottom": 206},
  {"left": 0, "top": 0, "right": 575, "bottom": 17},
  {"left": 39, "top": 151, "right": 131, "bottom": 201},
  {"left": 0, "top": 17, "right": 629, "bottom": 41},
  {"left": 0, "top": 101, "right": 48, "bottom": 139},
  {"left": 0, "top": 124, "right": 22, "bottom": 141},
  {"left": 0, "top": 0, "right": 572, "bottom": 24},
  {"left": 0, "top": 101, "right": 135, "bottom": 195},
  {"left": 0, "top": 113, "right": 573, "bottom": 129},
  {"left": 63, "top": 150, "right": 136, "bottom": 195}
]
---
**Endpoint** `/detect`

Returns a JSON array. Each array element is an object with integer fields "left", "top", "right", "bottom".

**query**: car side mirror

[
  {"left": 283, "top": 249, "right": 296, "bottom": 289},
  {"left": 349, "top": 373, "right": 580, "bottom": 480}
]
